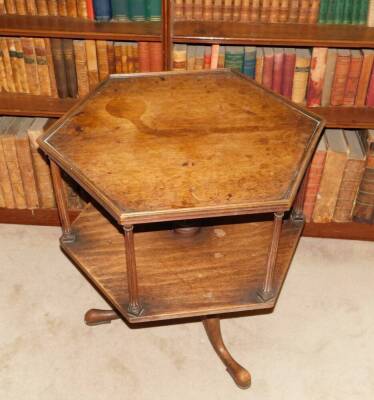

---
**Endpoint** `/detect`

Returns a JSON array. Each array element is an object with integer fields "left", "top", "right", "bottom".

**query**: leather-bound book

[
  {"left": 106, "top": 41, "right": 116, "bottom": 74},
  {"left": 333, "top": 130, "right": 366, "bottom": 222},
  {"left": 132, "top": 42, "right": 140, "bottom": 72},
  {"left": 51, "top": 38, "right": 68, "bottom": 98},
  {"left": 279, "top": 0, "right": 289, "bottom": 22},
  {"left": 186, "top": 45, "right": 196, "bottom": 70},
  {"left": 272, "top": 48, "right": 284, "bottom": 94},
  {"left": 0, "top": 38, "right": 16, "bottom": 92},
  {"left": 368, "top": 0, "right": 374, "bottom": 26},
  {"left": 15, "top": 38, "right": 29, "bottom": 93},
  {"left": 15, "top": 118, "right": 39, "bottom": 209},
  {"left": 121, "top": 43, "right": 129, "bottom": 73},
  {"left": 0, "top": 117, "right": 15, "bottom": 208},
  {"left": 73, "top": 40, "right": 90, "bottom": 97},
  {"left": 326, "top": 0, "right": 336, "bottom": 24},
  {"left": 353, "top": 130, "right": 374, "bottom": 223},
  {"left": 0, "top": 0, "right": 5, "bottom": 14},
  {"left": 194, "top": 45, "right": 205, "bottom": 69},
  {"left": 298, "top": 0, "right": 309, "bottom": 23},
  {"left": 26, "top": 0, "right": 37, "bottom": 15},
  {"left": 4, "top": 0, "right": 16, "bottom": 13},
  {"left": 313, "top": 129, "right": 348, "bottom": 223},
  {"left": 239, "top": 0, "right": 251, "bottom": 22},
  {"left": 281, "top": 47, "right": 296, "bottom": 99},
  {"left": 308, "top": 0, "right": 320, "bottom": 23},
  {"left": 33, "top": 38, "right": 52, "bottom": 96},
  {"left": 130, "top": 0, "right": 146, "bottom": 20},
  {"left": 334, "top": 0, "right": 345, "bottom": 23},
  {"left": 111, "top": 0, "right": 129, "bottom": 21},
  {"left": 288, "top": 0, "right": 299, "bottom": 23},
  {"left": 0, "top": 51, "right": 8, "bottom": 92},
  {"left": 218, "top": 45, "right": 225, "bottom": 68},
  {"left": 21, "top": 37, "right": 40, "bottom": 95},
  {"left": 47, "top": 0, "right": 58, "bottom": 15},
  {"left": 232, "top": 0, "right": 241, "bottom": 20},
  {"left": 193, "top": 0, "right": 203, "bottom": 19},
  {"left": 222, "top": 0, "right": 232, "bottom": 21},
  {"left": 330, "top": 49, "right": 351, "bottom": 106},
  {"left": 58, "top": 0, "right": 68, "bottom": 16},
  {"left": 86, "top": 0, "right": 94, "bottom": 19},
  {"left": 85, "top": 39, "right": 99, "bottom": 88},
  {"left": 250, "top": 0, "right": 260, "bottom": 21},
  {"left": 62, "top": 39, "right": 78, "bottom": 98},
  {"left": 303, "top": 134, "right": 327, "bottom": 223},
  {"left": 203, "top": 45, "right": 212, "bottom": 69},
  {"left": 1, "top": 117, "right": 27, "bottom": 209},
  {"left": 36, "top": 0, "right": 48, "bottom": 15},
  {"left": 365, "top": 64, "right": 374, "bottom": 107},
  {"left": 307, "top": 47, "right": 328, "bottom": 107},
  {"left": 262, "top": 47, "right": 274, "bottom": 89},
  {"left": 243, "top": 46, "right": 256, "bottom": 78},
  {"left": 96, "top": 40, "right": 110, "bottom": 79},
  {"left": 93, "top": 0, "right": 111, "bottom": 21},
  {"left": 146, "top": 0, "right": 161, "bottom": 21},
  {"left": 358, "top": 0, "right": 369, "bottom": 25},
  {"left": 343, "top": 50, "right": 363, "bottom": 106},
  {"left": 173, "top": 44, "right": 187, "bottom": 70},
  {"left": 27, "top": 118, "right": 56, "bottom": 208},
  {"left": 255, "top": 47, "right": 264, "bottom": 84},
  {"left": 319, "top": 0, "right": 329, "bottom": 23},
  {"left": 210, "top": 44, "right": 220, "bottom": 69},
  {"left": 15, "top": 0, "right": 27, "bottom": 14},
  {"left": 213, "top": 0, "right": 223, "bottom": 20},
  {"left": 7, "top": 38, "right": 23, "bottom": 92},
  {"left": 224, "top": 46, "right": 244, "bottom": 72},
  {"left": 321, "top": 48, "right": 337, "bottom": 106},
  {"left": 184, "top": 0, "right": 193, "bottom": 20},
  {"left": 260, "top": 0, "right": 271, "bottom": 22},
  {"left": 43, "top": 39, "right": 58, "bottom": 98},
  {"left": 356, "top": 49, "right": 374, "bottom": 106},
  {"left": 66, "top": 0, "right": 78, "bottom": 16},
  {"left": 269, "top": 0, "right": 280, "bottom": 23},
  {"left": 291, "top": 48, "right": 311, "bottom": 105},
  {"left": 203, "top": 0, "right": 213, "bottom": 20},
  {"left": 149, "top": 42, "right": 163, "bottom": 72},
  {"left": 114, "top": 42, "right": 122, "bottom": 72},
  {"left": 174, "top": 0, "right": 184, "bottom": 20},
  {"left": 77, "top": 0, "right": 88, "bottom": 18},
  {"left": 343, "top": 0, "right": 353, "bottom": 23}
]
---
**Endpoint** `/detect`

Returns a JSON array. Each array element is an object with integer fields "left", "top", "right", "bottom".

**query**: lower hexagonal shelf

[{"left": 62, "top": 204, "right": 303, "bottom": 323}]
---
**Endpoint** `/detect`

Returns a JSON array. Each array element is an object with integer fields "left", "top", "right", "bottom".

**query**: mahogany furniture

[{"left": 38, "top": 69, "right": 324, "bottom": 388}]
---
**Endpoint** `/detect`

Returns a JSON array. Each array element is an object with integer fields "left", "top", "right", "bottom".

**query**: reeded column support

[
  {"left": 291, "top": 168, "right": 309, "bottom": 221},
  {"left": 50, "top": 159, "right": 75, "bottom": 243},
  {"left": 258, "top": 211, "right": 284, "bottom": 301},
  {"left": 123, "top": 224, "right": 143, "bottom": 316}
]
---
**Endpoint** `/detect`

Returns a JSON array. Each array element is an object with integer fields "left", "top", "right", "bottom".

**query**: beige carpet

[{"left": 1, "top": 223, "right": 374, "bottom": 400}]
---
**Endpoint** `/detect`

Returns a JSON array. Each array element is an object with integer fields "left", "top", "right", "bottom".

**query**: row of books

[
  {"left": 303, "top": 129, "right": 374, "bottom": 224},
  {"left": 0, "top": 0, "right": 162, "bottom": 22},
  {"left": 0, "top": 37, "right": 163, "bottom": 98},
  {"left": 172, "top": 44, "right": 374, "bottom": 107},
  {"left": 0, "top": 117, "right": 85, "bottom": 210},
  {"left": 173, "top": 0, "right": 374, "bottom": 26}
]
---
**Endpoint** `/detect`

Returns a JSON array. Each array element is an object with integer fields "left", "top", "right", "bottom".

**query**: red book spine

[
  {"left": 149, "top": 42, "right": 163, "bottom": 72},
  {"left": 330, "top": 51, "right": 351, "bottom": 106},
  {"left": 262, "top": 52, "right": 274, "bottom": 90},
  {"left": 307, "top": 48, "right": 328, "bottom": 107},
  {"left": 366, "top": 67, "right": 374, "bottom": 106},
  {"left": 138, "top": 42, "right": 150, "bottom": 72},
  {"left": 281, "top": 51, "right": 296, "bottom": 99},
  {"left": 272, "top": 50, "right": 284, "bottom": 94},
  {"left": 86, "top": 0, "right": 94, "bottom": 19},
  {"left": 343, "top": 52, "right": 363, "bottom": 106}
]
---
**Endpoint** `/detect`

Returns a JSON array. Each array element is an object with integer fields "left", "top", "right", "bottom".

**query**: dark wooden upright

[{"left": 38, "top": 69, "right": 324, "bottom": 389}]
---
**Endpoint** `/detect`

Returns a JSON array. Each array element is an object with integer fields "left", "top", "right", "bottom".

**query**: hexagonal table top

[{"left": 39, "top": 69, "right": 324, "bottom": 224}]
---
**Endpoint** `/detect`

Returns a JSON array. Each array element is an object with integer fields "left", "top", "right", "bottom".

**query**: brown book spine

[
  {"left": 281, "top": 49, "right": 296, "bottom": 99},
  {"left": 43, "top": 39, "right": 58, "bottom": 98},
  {"left": 106, "top": 41, "right": 116, "bottom": 74},
  {"left": 0, "top": 50, "right": 8, "bottom": 92},
  {"left": 174, "top": 0, "right": 184, "bottom": 20},
  {"left": 85, "top": 39, "right": 99, "bottom": 90},
  {"left": 203, "top": 0, "right": 213, "bottom": 20},
  {"left": 58, "top": 0, "right": 68, "bottom": 16},
  {"left": 0, "top": 130, "right": 15, "bottom": 208},
  {"left": 269, "top": 0, "right": 280, "bottom": 23},
  {"left": 255, "top": 47, "right": 264, "bottom": 84},
  {"left": 308, "top": 0, "right": 320, "bottom": 23},
  {"left": 138, "top": 42, "right": 151, "bottom": 72},
  {"left": 4, "top": 0, "right": 16, "bottom": 13},
  {"left": 184, "top": 0, "right": 193, "bottom": 19},
  {"left": 51, "top": 38, "right": 68, "bottom": 98},
  {"left": 66, "top": 0, "right": 78, "bottom": 16},
  {"left": 222, "top": 0, "right": 233, "bottom": 21},
  {"left": 36, "top": 0, "right": 48, "bottom": 15},
  {"left": 343, "top": 51, "right": 363, "bottom": 106},
  {"left": 14, "top": 38, "right": 29, "bottom": 93},
  {"left": 73, "top": 40, "right": 90, "bottom": 97},
  {"left": 0, "top": 0, "right": 5, "bottom": 14},
  {"left": 307, "top": 47, "right": 328, "bottom": 107},
  {"left": 292, "top": 49, "right": 311, "bottom": 105},
  {"left": 47, "top": 0, "right": 58, "bottom": 15},
  {"left": 0, "top": 38, "right": 16, "bottom": 92},
  {"left": 96, "top": 40, "right": 110, "bottom": 80},
  {"left": 298, "top": 0, "right": 309, "bottom": 23},
  {"left": 239, "top": 0, "right": 251, "bottom": 22},
  {"left": 7, "top": 38, "right": 23, "bottom": 92},
  {"left": 213, "top": 0, "right": 223, "bottom": 20},
  {"left": 114, "top": 43, "right": 123, "bottom": 73},
  {"left": 260, "top": 0, "right": 270, "bottom": 22},
  {"left": 77, "top": 0, "right": 88, "bottom": 18},
  {"left": 355, "top": 50, "right": 374, "bottom": 106},
  {"left": 149, "top": 42, "right": 163, "bottom": 72},
  {"left": 232, "top": 0, "right": 241, "bottom": 20},
  {"left": 120, "top": 44, "right": 129, "bottom": 73},
  {"left": 304, "top": 149, "right": 327, "bottom": 223},
  {"left": 288, "top": 0, "right": 299, "bottom": 22},
  {"left": 62, "top": 39, "right": 78, "bottom": 98},
  {"left": 26, "top": 0, "right": 37, "bottom": 15},
  {"left": 15, "top": 0, "right": 27, "bottom": 14},
  {"left": 330, "top": 50, "right": 351, "bottom": 106},
  {"left": 250, "top": 0, "right": 260, "bottom": 21},
  {"left": 21, "top": 37, "right": 40, "bottom": 95},
  {"left": 193, "top": 0, "right": 203, "bottom": 19},
  {"left": 279, "top": 0, "right": 290, "bottom": 22},
  {"left": 15, "top": 126, "right": 40, "bottom": 208},
  {"left": 33, "top": 38, "right": 52, "bottom": 96}
]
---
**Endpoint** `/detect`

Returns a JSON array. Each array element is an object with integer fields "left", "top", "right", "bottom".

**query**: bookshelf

[{"left": 0, "top": 0, "right": 373, "bottom": 241}]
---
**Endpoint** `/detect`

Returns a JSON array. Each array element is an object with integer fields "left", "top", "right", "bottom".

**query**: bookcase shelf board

[
  {"left": 303, "top": 222, "right": 374, "bottom": 242},
  {"left": 0, "top": 208, "right": 80, "bottom": 226},
  {"left": 0, "top": 15, "right": 161, "bottom": 42},
  {"left": 314, "top": 107, "right": 374, "bottom": 129},
  {"left": 173, "top": 21, "right": 374, "bottom": 48}
]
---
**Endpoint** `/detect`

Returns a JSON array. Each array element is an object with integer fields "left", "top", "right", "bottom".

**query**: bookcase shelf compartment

[
  {"left": 173, "top": 21, "right": 374, "bottom": 48},
  {"left": 303, "top": 222, "right": 374, "bottom": 242},
  {"left": 0, "top": 208, "right": 80, "bottom": 226},
  {"left": 0, "top": 15, "right": 161, "bottom": 41}
]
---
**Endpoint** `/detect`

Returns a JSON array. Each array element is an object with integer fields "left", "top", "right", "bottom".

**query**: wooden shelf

[
  {"left": 313, "top": 107, "right": 374, "bottom": 129},
  {"left": 0, "top": 15, "right": 161, "bottom": 41},
  {"left": 303, "top": 222, "right": 374, "bottom": 241},
  {"left": 173, "top": 21, "right": 374, "bottom": 48}
]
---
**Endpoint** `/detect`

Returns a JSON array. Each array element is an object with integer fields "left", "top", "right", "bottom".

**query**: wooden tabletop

[{"left": 39, "top": 70, "right": 324, "bottom": 224}]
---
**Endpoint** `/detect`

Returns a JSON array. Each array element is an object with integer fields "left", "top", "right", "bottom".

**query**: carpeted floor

[{"left": 1, "top": 223, "right": 374, "bottom": 400}]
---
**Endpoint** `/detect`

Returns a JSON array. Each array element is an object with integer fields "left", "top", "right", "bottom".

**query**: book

[
  {"left": 93, "top": 0, "right": 111, "bottom": 21},
  {"left": 307, "top": 47, "right": 328, "bottom": 107},
  {"left": 250, "top": 0, "right": 261, "bottom": 21},
  {"left": 224, "top": 46, "right": 244, "bottom": 73},
  {"left": 15, "top": 0, "right": 27, "bottom": 14},
  {"left": 217, "top": 45, "right": 225, "bottom": 68},
  {"left": 85, "top": 39, "right": 99, "bottom": 90},
  {"left": 255, "top": 47, "right": 264, "bottom": 85},
  {"left": 334, "top": 0, "right": 345, "bottom": 23},
  {"left": 281, "top": 48, "right": 296, "bottom": 99},
  {"left": 0, "top": 38, "right": 15, "bottom": 92},
  {"left": 313, "top": 129, "right": 348, "bottom": 223},
  {"left": 147, "top": 0, "right": 161, "bottom": 21},
  {"left": 111, "top": 0, "right": 129, "bottom": 21},
  {"left": 43, "top": 39, "right": 58, "bottom": 98},
  {"left": 279, "top": 0, "right": 290, "bottom": 22},
  {"left": 243, "top": 46, "right": 256, "bottom": 78},
  {"left": 174, "top": 0, "right": 184, "bottom": 20},
  {"left": 138, "top": 41, "right": 150, "bottom": 72},
  {"left": 309, "top": 0, "right": 321, "bottom": 23},
  {"left": 366, "top": 64, "right": 374, "bottom": 106},
  {"left": 149, "top": 42, "right": 163, "bottom": 72},
  {"left": 222, "top": 0, "right": 232, "bottom": 21},
  {"left": 262, "top": 47, "right": 274, "bottom": 89},
  {"left": 7, "top": 38, "right": 23, "bottom": 92},
  {"left": 291, "top": 48, "right": 311, "bottom": 105},
  {"left": 14, "top": 38, "right": 29, "bottom": 93},
  {"left": 269, "top": 0, "right": 280, "bottom": 23},
  {"left": 333, "top": 130, "right": 366, "bottom": 222},
  {"left": 203, "top": 0, "right": 213, "bottom": 20},
  {"left": 203, "top": 45, "right": 212, "bottom": 69},
  {"left": 47, "top": 0, "right": 59, "bottom": 16},
  {"left": 0, "top": 117, "right": 15, "bottom": 208},
  {"left": 86, "top": 0, "right": 94, "bottom": 19},
  {"left": 36, "top": 0, "right": 48, "bottom": 15},
  {"left": 210, "top": 44, "right": 219, "bottom": 69},
  {"left": 63, "top": 39, "right": 78, "bottom": 98},
  {"left": 58, "top": 0, "right": 68, "bottom": 16},
  {"left": 66, "top": 0, "right": 78, "bottom": 17},
  {"left": 106, "top": 41, "right": 116, "bottom": 74},
  {"left": 343, "top": 49, "right": 363, "bottom": 106},
  {"left": 33, "top": 38, "right": 52, "bottom": 96},
  {"left": 186, "top": 45, "right": 196, "bottom": 70},
  {"left": 130, "top": 0, "right": 146, "bottom": 21},
  {"left": 27, "top": 118, "right": 56, "bottom": 208},
  {"left": 15, "top": 117, "right": 39, "bottom": 208},
  {"left": 0, "top": 49, "right": 7, "bottom": 92},
  {"left": 213, "top": 0, "right": 223, "bottom": 20},
  {"left": 326, "top": 0, "right": 337, "bottom": 24},
  {"left": 321, "top": 48, "right": 337, "bottom": 106},
  {"left": 73, "top": 40, "right": 90, "bottom": 97},
  {"left": 351, "top": 0, "right": 361, "bottom": 24},
  {"left": 77, "top": 0, "right": 88, "bottom": 18},
  {"left": 343, "top": 0, "right": 353, "bottom": 24},
  {"left": 358, "top": 0, "right": 369, "bottom": 24},
  {"left": 298, "top": 0, "right": 310, "bottom": 23},
  {"left": 330, "top": 49, "right": 351, "bottom": 106},
  {"left": 272, "top": 48, "right": 284, "bottom": 94},
  {"left": 288, "top": 0, "right": 299, "bottom": 23},
  {"left": 4, "top": 0, "right": 16, "bottom": 13},
  {"left": 356, "top": 49, "right": 374, "bottom": 106},
  {"left": 260, "top": 0, "right": 271, "bottom": 22},
  {"left": 173, "top": 44, "right": 187, "bottom": 70},
  {"left": 303, "top": 135, "right": 327, "bottom": 223},
  {"left": 352, "top": 130, "right": 374, "bottom": 223},
  {"left": 368, "top": 0, "right": 374, "bottom": 26},
  {"left": 96, "top": 40, "right": 110, "bottom": 79},
  {"left": 194, "top": 45, "right": 205, "bottom": 69},
  {"left": 184, "top": 0, "right": 193, "bottom": 19},
  {"left": 51, "top": 38, "right": 68, "bottom": 98},
  {"left": 21, "top": 37, "right": 40, "bottom": 96}
]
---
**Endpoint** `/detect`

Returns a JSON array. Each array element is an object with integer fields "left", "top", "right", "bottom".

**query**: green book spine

[
  {"left": 224, "top": 46, "right": 244, "bottom": 73},
  {"left": 326, "top": 0, "right": 336, "bottom": 23},
  {"left": 334, "top": 0, "right": 345, "bottom": 23},
  {"left": 352, "top": 0, "right": 362, "bottom": 24},
  {"left": 319, "top": 0, "right": 330, "bottom": 23},
  {"left": 359, "top": 0, "right": 369, "bottom": 24},
  {"left": 130, "top": 0, "right": 146, "bottom": 21},
  {"left": 343, "top": 0, "right": 352, "bottom": 23},
  {"left": 111, "top": 0, "right": 130, "bottom": 21},
  {"left": 146, "top": 0, "right": 161, "bottom": 21}
]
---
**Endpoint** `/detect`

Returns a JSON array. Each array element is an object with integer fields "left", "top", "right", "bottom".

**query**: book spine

[
  {"left": 21, "top": 37, "right": 40, "bottom": 96},
  {"left": 114, "top": 42, "right": 122, "bottom": 73},
  {"left": 203, "top": 46, "right": 212, "bottom": 69},
  {"left": 173, "top": 44, "right": 187, "bottom": 70},
  {"left": 355, "top": 51, "right": 374, "bottom": 106},
  {"left": 217, "top": 46, "right": 225, "bottom": 68},
  {"left": 210, "top": 44, "right": 219, "bottom": 69},
  {"left": 8, "top": 38, "right": 23, "bottom": 92},
  {"left": 93, "top": 0, "right": 111, "bottom": 20},
  {"left": 62, "top": 39, "right": 78, "bottom": 98},
  {"left": 239, "top": 0, "right": 250, "bottom": 22},
  {"left": 66, "top": 0, "right": 78, "bottom": 16},
  {"left": 203, "top": 0, "right": 213, "bottom": 20},
  {"left": 298, "top": 0, "right": 309, "bottom": 23},
  {"left": 232, "top": 0, "right": 241, "bottom": 20},
  {"left": 47, "top": 0, "right": 58, "bottom": 15},
  {"left": 250, "top": 0, "right": 260, "bottom": 21},
  {"left": 138, "top": 42, "right": 150, "bottom": 72},
  {"left": 269, "top": 0, "right": 280, "bottom": 23},
  {"left": 222, "top": 0, "right": 232, "bottom": 21},
  {"left": 130, "top": 0, "right": 146, "bottom": 20},
  {"left": 174, "top": 0, "right": 184, "bottom": 20},
  {"left": 58, "top": 0, "right": 68, "bottom": 16},
  {"left": 4, "top": 0, "right": 16, "bottom": 13},
  {"left": 272, "top": 50, "right": 284, "bottom": 94},
  {"left": 51, "top": 38, "right": 69, "bottom": 98},
  {"left": 0, "top": 39, "right": 15, "bottom": 92},
  {"left": 106, "top": 41, "right": 116, "bottom": 74},
  {"left": 96, "top": 40, "right": 110, "bottom": 80},
  {"left": 111, "top": 0, "right": 129, "bottom": 21},
  {"left": 321, "top": 48, "right": 337, "bottom": 106},
  {"left": 343, "top": 0, "right": 352, "bottom": 23},
  {"left": 43, "top": 39, "right": 58, "bottom": 98},
  {"left": 146, "top": 0, "right": 161, "bottom": 21},
  {"left": 366, "top": 66, "right": 374, "bottom": 106},
  {"left": 330, "top": 51, "right": 351, "bottom": 106},
  {"left": 86, "top": 0, "right": 94, "bottom": 19},
  {"left": 14, "top": 38, "right": 29, "bottom": 93},
  {"left": 213, "top": 0, "right": 223, "bottom": 20},
  {"left": 343, "top": 52, "right": 363, "bottom": 106},
  {"left": 73, "top": 40, "right": 90, "bottom": 97},
  {"left": 149, "top": 42, "right": 163, "bottom": 72},
  {"left": 358, "top": 0, "right": 369, "bottom": 24},
  {"left": 288, "top": 0, "right": 299, "bottom": 22},
  {"left": 351, "top": 0, "right": 361, "bottom": 24},
  {"left": 33, "top": 38, "right": 52, "bottom": 97},
  {"left": 367, "top": 0, "right": 374, "bottom": 26},
  {"left": 326, "top": 0, "right": 336, "bottom": 24},
  {"left": 281, "top": 50, "right": 296, "bottom": 99},
  {"left": 26, "top": 0, "right": 38, "bottom": 15},
  {"left": 35, "top": 0, "right": 48, "bottom": 15},
  {"left": 279, "top": 0, "right": 290, "bottom": 22},
  {"left": 309, "top": 0, "right": 321, "bottom": 23},
  {"left": 243, "top": 47, "right": 256, "bottom": 78},
  {"left": 15, "top": 0, "right": 27, "bottom": 14},
  {"left": 192, "top": 0, "right": 203, "bottom": 19},
  {"left": 224, "top": 47, "right": 244, "bottom": 72},
  {"left": 0, "top": 49, "right": 8, "bottom": 92},
  {"left": 307, "top": 47, "right": 328, "bottom": 107},
  {"left": 85, "top": 39, "right": 99, "bottom": 90},
  {"left": 334, "top": 0, "right": 345, "bottom": 23},
  {"left": 262, "top": 51, "right": 274, "bottom": 89},
  {"left": 77, "top": 0, "right": 88, "bottom": 18},
  {"left": 0, "top": 132, "right": 15, "bottom": 208},
  {"left": 260, "top": 0, "right": 271, "bottom": 22},
  {"left": 291, "top": 51, "right": 311, "bottom": 104}
]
